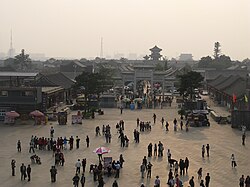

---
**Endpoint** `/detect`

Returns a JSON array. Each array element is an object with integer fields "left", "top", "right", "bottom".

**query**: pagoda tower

[{"left": 149, "top": 45, "right": 162, "bottom": 61}]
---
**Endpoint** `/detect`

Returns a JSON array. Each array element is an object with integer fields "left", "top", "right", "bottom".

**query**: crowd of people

[{"left": 10, "top": 108, "right": 248, "bottom": 187}]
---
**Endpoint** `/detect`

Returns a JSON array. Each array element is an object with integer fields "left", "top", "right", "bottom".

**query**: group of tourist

[{"left": 10, "top": 108, "right": 248, "bottom": 187}]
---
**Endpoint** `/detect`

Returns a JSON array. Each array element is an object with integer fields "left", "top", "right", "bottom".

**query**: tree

[
  {"left": 242, "top": 58, "right": 250, "bottom": 64},
  {"left": 3, "top": 58, "right": 14, "bottom": 67},
  {"left": 74, "top": 71, "right": 114, "bottom": 113},
  {"left": 198, "top": 56, "right": 213, "bottom": 68},
  {"left": 213, "top": 42, "right": 221, "bottom": 59},
  {"left": 14, "top": 49, "right": 31, "bottom": 71},
  {"left": 177, "top": 71, "right": 204, "bottom": 100}
]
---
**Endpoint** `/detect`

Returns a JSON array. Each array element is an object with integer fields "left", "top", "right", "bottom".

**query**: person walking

[
  {"left": 20, "top": 163, "right": 26, "bottom": 180},
  {"left": 80, "top": 173, "right": 85, "bottom": 187},
  {"left": 11, "top": 159, "right": 16, "bottom": 176},
  {"left": 98, "top": 176, "right": 105, "bottom": 187},
  {"left": 119, "top": 154, "right": 125, "bottom": 168},
  {"left": 189, "top": 176, "right": 195, "bottom": 187},
  {"left": 202, "top": 145, "right": 205, "bottom": 158},
  {"left": 75, "top": 159, "right": 81, "bottom": 174},
  {"left": 120, "top": 105, "right": 123, "bottom": 114},
  {"left": 50, "top": 166, "right": 57, "bottom": 182},
  {"left": 112, "top": 180, "right": 119, "bottom": 187},
  {"left": 154, "top": 143, "right": 157, "bottom": 156},
  {"left": 200, "top": 179, "right": 205, "bottom": 187},
  {"left": 72, "top": 173, "right": 80, "bottom": 187},
  {"left": 231, "top": 154, "right": 237, "bottom": 167},
  {"left": 245, "top": 176, "right": 250, "bottom": 187},
  {"left": 76, "top": 136, "right": 80, "bottom": 149},
  {"left": 205, "top": 173, "right": 210, "bottom": 187},
  {"left": 17, "top": 140, "right": 21, "bottom": 152},
  {"left": 27, "top": 164, "right": 31, "bottom": 181},
  {"left": 140, "top": 163, "right": 146, "bottom": 178},
  {"left": 206, "top": 144, "right": 210, "bottom": 157},
  {"left": 197, "top": 168, "right": 202, "bottom": 180},
  {"left": 239, "top": 175, "right": 245, "bottom": 187},
  {"left": 153, "top": 113, "right": 156, "bottom": 124},
  {"left": 50, "top": 126, "right": 55, "bottom": 138},
  {"left": 161, "top": 117, "right": 164, "bottom": 126},
  {"left": 29, "top": 140, "right": 35, "bottom": 153},
  {"left": 184, "top": 157, "right": 189, "bottom": 173},
  {"left": 242, "top": 134, "right": 246, "bottom": 145},
  {"left": 147, "top": 162, "right": 153, "bottom": 178},
  {"left": 82, "top": 158, "right": 86, "bottom": 173},
  {"left": 154, "top": 175, "right": 160, "bottom": 187},
  {"left": 86, "top": 136, "right": 89, "bottom": 148}
]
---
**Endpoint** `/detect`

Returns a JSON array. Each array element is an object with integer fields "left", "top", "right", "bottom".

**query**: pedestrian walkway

[{"left": 0, "top": 102, "right": 248, "bottom": 186}]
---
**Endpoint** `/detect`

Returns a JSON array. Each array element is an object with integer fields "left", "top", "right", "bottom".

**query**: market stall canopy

[
  {"left": 30, "top": 110, "right": 44, "bottom": 117},
  {"left": 5, "top": 111, "right": 20, "bottom": 118}
]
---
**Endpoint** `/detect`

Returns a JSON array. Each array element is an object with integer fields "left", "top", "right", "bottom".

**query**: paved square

[{"left": 0, "top": 100, "right": 249, "bottom": 187}]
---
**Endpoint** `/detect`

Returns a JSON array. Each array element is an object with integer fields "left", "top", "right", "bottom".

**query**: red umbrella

[
  {"left": 5, "top": 111, "right": 20, "bottom": 118},
  {"left": 30, "top": 110, "right": 44, "bottom": 117}
]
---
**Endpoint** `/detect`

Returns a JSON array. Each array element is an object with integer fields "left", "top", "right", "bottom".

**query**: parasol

[
  {"left": 93, "top": 147, "right": 110, "bottom": 155},
  {"left": 30, "top": 110, "right": 44, "bottom": 117},
  {"left": 5, "top": 111, "right": 20, "bottom": 118}
]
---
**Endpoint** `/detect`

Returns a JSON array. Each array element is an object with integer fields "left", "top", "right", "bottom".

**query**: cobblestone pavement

[{"left": 0, "top": 98, "right": 249, "bottom": 187}]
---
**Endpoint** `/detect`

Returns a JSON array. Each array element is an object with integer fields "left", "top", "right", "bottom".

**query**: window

[
  {"left": 21, "top": 91, "right": 34, "bottom": 97},
  {"left": 0, "top": 91, "right": 8, "bottom": 97}
]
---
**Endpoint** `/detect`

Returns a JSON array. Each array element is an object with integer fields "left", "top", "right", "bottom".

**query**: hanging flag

[
  {"left": 244, "top": 95, "right": 248, "bottom": 103},
  {"left": 233, "top": 94, "right": 237, "bottom": 103}
]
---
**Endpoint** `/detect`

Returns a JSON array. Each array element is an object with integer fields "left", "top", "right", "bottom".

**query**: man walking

[
  {"left": 242, "top": 134, "right": 246, "bottom": 145},
  {"left": 147, "top": 162, "right": 153, "bottom": 178},
  {"left": 76, "top": 136, "right": 80, "bottom": 149},
  {"left": 11, "top": 159, "right": 16, "bottom": 176},
  {"left": 86, "top": 136, "right": 89, "bottom": 148},
  {"left": 27, "top": 164, "right": 31, "bottom": 181},
  {"left": 140, "top": 163, "right": 146, "bottom": 178},
  {"left": 50, "top": 166, "right": 57, "bottom": 182},
  {"left": 206, "top": 144, "right": 210, "bottom": 157},
  {"left": 29, "top": 140, "right": 35, "bottom": 153},
  {"left": 17, "top": 140, "right": 21, "bottom": 152},
  {"left": 80, "top": 173, "right": 85, "bottom": 187},
  {"left": 153, "top": 113, "right": 156, "bottom": 124},
  {"left": 154, "top": 176, "right": 160, "bottom": 187},
  {"left": 189, "top": 176, "right": 195, "bottom": 187},
  {"left": 239, "top": 175, "right": 245, "bottom": 187},
  {"left": 75, "top": 159, "right": 81, "bottom": 174},
  {"left": 72, "top": 173, "right": 80, "bottom": 187},
  {"left": 50, "top": 126, "right": 55, "bottom": 138},
  {"left": 205, "top": 173, "right": 210, "bottom": 187},
  {"left": 202, "top": 145, "right": 205, "bottom": 158}
]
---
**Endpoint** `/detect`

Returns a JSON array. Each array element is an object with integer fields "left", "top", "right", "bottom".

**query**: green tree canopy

[
  {"left": 197, "top": 42, "right": 232, "bottom": 70},
  {"left": 74, "top": 71, "right": 114, "bottom": 113},
  {"left": 177, "top": 71, "right": 204, "bottom": 100},
  {"left": 213, "top": 42, "right": 221, "bottom": 59},
  {"left": 74, "top": 71, "right": 114, "bottom": 97},
  {"left": 14, "top": 49, "right": 31, "bottom": 71}
]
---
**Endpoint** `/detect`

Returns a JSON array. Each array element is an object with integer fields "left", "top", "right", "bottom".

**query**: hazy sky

[{"left": 0, "top": 0, "right": 249, "bottom": 60}]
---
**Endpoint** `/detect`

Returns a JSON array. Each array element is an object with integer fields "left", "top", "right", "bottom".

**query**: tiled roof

[{"left": 43, "top": 72, "right": 75, "bottom": 89}]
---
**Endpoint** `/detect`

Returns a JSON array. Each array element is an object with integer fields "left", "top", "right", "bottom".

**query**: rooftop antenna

[
  {"left": 10, "top": 29, "right": 13, "bottom": 49},
  {"left": 100, "top": 37, "right": 103, "bottom": 58}
]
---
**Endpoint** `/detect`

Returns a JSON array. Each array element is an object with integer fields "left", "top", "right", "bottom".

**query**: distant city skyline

[{"left": 0, "top": 0, "right": 249, "bottom": 60}]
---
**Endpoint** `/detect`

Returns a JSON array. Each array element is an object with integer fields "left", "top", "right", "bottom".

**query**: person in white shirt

[{"left": 75, "top": 159, "right": 81, "bottom": 173}]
